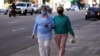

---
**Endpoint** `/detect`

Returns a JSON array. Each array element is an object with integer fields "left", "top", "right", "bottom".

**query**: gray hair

[{"left": 40, "top": 5, "right": 47, "bottom": 11}]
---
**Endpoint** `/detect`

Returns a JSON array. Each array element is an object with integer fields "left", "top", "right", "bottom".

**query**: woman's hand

[
  {"left": 44, "top": 24, "right": 48, "bottom": 27},
  {"left": 71, "top": 35, "right": 76, "bottom": 43},
  {"left": 32, "top": 34, "right": 35, "bottom": 39},
  {"left": 71, "top": 38, "right": 76, "bottom": 43}
]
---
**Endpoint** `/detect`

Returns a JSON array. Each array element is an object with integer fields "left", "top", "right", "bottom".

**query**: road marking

[
  {"left": 12, "top": 28, "right": 25, "bottom": 32},
  {"left": 8, "top": 22, "right": 18, "bottom": 24},
  {"left": 24, "top": 36, "right": 33, "bottom": 39},
  {"left": 91, "top": 22, "right": 95, "bottom": 24},
  {"left": 8, "top": 20, "right": 21, "bottom": 24}
]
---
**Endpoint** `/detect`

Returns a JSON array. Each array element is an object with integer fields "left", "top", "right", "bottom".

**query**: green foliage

[{"left": 68, "top": 0, "right": 74, "bottom": 2}]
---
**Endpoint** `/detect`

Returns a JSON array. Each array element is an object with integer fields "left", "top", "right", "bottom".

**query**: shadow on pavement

[{"left": 86, "top": 18, "right": 100, "bottom": 21}]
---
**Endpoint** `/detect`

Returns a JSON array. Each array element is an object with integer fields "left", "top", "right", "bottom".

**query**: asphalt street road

[{"left": 0, "top": 11, "right": 96, "bottom": 56}]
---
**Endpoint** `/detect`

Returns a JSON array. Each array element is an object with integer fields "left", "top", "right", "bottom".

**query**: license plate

[{"left": 90, "top": 12, "right": 94, "bottom": 14}]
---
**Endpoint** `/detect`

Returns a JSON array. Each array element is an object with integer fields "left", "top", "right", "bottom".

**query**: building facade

[
  {"left": 0, "top": 0, "right": 100, "bottom": 9},
  {"left": 81, "top": 0, "right": 100, "bottom": 7},
  {"left": 0, "top": 0, "right": 4, "bottom": 8}
]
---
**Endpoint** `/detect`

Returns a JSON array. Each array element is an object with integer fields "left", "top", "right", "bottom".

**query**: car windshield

[
  {"left": 88, "top": 7, "right": 99, "bottom": 12},
  {"left": 33, "top": 5, "right": 38, "bottom": 7},
  {"left": 71, "top": 5, "right": 78, "bottom": 9},
  {"left": 16, "top": 3, "right": 26, "bottom": 6}
]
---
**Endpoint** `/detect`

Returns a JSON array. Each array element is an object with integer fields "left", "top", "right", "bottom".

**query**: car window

[
  {"left": 29, "top": 4, "right": 31, "bottom": 6},
  {"left": 98, "top": 8, "right": 100, "bottom": 11},
  {"left": 33, "top": 5, "right": 38, "bottom": 7},
  {"left": 88, "top": 7, "right": 100, "bottom": 12},
  {"left": 88, "top": 7, "right": 94, "bottom": 11},
  {"left": 27, "top": 4, "right": 30, "bottom": 7},
  {"left": 16, "top": 3, "right": 26, "bottom": 6}
]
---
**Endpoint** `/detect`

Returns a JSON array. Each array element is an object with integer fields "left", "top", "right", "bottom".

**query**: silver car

[{"left": 16, "top": 2, "right": 34, "bottom": 15}]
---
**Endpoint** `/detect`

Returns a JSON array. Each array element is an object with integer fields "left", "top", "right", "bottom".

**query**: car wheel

[
  {"left": 30, "top": 9, "right": 34, "bottom": 15},
  {"left": 85, "top": 16, "right": 89, "bottom": 20},
  {"left": 97, "top": 17, "right": 100, "bottom": 20},
  {"left": 19, "top": 13, "right": 22, "bottom": 15},
  {"left": 9, "top": 13, "right": 12, "bottom": 17},
  {"left": 4, "top": 10, "right": 8, "bottom": 15},
  {"left": 37, "top": 10, "right": 41, "bottom": 14},
  {"left": 23, "top": 10, "right": 27, "bottom": 15},
  {"left": 34, "top": 11, "right": 37, "bottom": 14},
  {"left": 4, "top": 12, "right": 7, "bottom": 15},
  {"left": 38, "top": 11, "right": 41, "bottom": 14}
]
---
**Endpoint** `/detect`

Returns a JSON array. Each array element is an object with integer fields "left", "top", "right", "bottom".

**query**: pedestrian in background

[
  {"left": 53, "top": 6, "right": 76, "bottom": 56},
  {"left": 10, "top": 2, "right": 16, "bottom": 17},
  {"left": 32, "top": 5, "right": 54, "bottom": 56}
]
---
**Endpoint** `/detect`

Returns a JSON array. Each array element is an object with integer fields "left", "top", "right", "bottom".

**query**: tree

[{"left": 68, "top": 0, "right": 74, "bottom": 2}]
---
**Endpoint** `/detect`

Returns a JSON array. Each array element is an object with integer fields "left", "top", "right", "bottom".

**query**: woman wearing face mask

[
  {"left": 53, "top": 6, "right": 76, "bottom": 56},
  {"left": 32, "top": 5, "right": 54, "bottom": 56}
]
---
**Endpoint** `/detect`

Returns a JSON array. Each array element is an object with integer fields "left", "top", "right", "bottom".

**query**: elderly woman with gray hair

[{"left": 32, "top": 5, "right": 54, "bottom": 56}]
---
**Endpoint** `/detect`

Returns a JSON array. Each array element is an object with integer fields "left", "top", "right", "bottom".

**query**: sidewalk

[{"left": 10, "top": 20, "right": 100, "bottom": 56}]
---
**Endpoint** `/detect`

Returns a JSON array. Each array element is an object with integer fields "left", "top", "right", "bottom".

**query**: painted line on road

[
  {"left": 8, "top": 22, "right": 18, "bottom": 24},
  {"left": 25, "top": 36, "right": 31, "bottom": 38},
  {"left": 8, "top": 20, "right": 21, "bottom": 24},
  {"left": 91, "top": 22, "right": 95, "bottom": 24},
  {"left": 12, "top": 28, "right": 25, "bottom": 32}
]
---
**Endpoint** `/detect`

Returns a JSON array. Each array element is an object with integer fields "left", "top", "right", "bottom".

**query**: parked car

[
  {"left": 60, "top": 1, "right": 71, "bottom": 11},
  {"left": 70, "top": 5, "right": 79, "bottom": 11},
  {"left": 34, "top": 5, "right": 52, "bottom": 14},
  {"left": 85, "top": 7, "right": 100, "bottom": 20},
  {"left": 84, "top": 4, "right": 90, "bottom": 11},
  {"left": 45, "top": 5, "right": 52, "bottom": 14},
  {"left": 32, "top": 4, "right": 41, "bottom": 14},
  {"left": 15, "top": 2, "right": 34, "bottom": 15},
  {"left": 0, "top": 7, "right": 9, "bottom": 15}
]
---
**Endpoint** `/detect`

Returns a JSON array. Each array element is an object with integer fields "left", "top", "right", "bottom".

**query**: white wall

[
  {"left": 38, "top": 0, "right": 43, "bottom": 5},
  {"left": 0, "top": 0, "right": 4, "bottom": 8},
  {"left": 38, "top": 0, "right": 71, "bottom": 10},
  {"left": 88, "top": 0, "right": 100, "bottom": 7},
  {"left": 88, "top": 0, "right": 93, "bottom": 7},
  {"left": 96, "top": 0, "right": 100, "bottom": 4},
  {"left": 51, "top": 0, "right": 62, "bottom": 10}
]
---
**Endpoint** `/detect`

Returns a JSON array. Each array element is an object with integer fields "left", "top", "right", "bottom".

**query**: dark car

[
  {"left": 36, "top": 5, "right": 52, "bottom": 14},
  {"left": 85, "top": 7, "right": 100, "bottom": 20}
]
